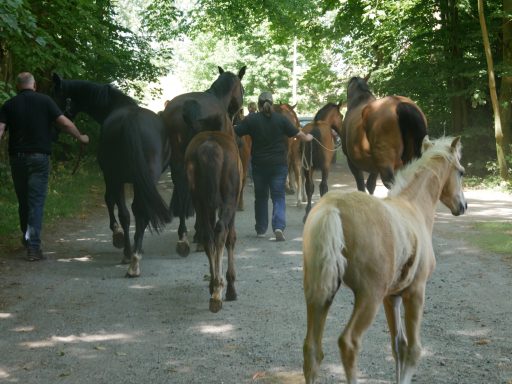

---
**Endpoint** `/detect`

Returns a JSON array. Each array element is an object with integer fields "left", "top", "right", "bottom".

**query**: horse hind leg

[
  {"left": 303, "top": 298, "right": 334, "bottom": 384},
  {"left": 397, "top": 285, "right": 426, "bottom": 384},
  {"left": 208, "top": 220, "right": 228, "bottom": 313},
  {"left": 338, "top": 293, "right": 381, "bottom": 384},
  {"left": 224, "top": 219, "right": 237, "bottom": 302},
  {"left": 125, "top": 195, "right": 149, "bottom": 278},
  {"left": 347, "top": 159, "right": 366, "bottom": 192},
  {"left": 105, "top": 186, "right": 124, "bottom": 249},
  {"left": 113, "top": 185, "right": 132, "bottom": 264},
  {"left": 319, "top": 168, "right": 329, "bottom": 196},
  {"left": 383, "top": 295, "right": 408, "bottom": 384},
  {"left": 366, "top": 172, "right": 379, "bottom": 195}
]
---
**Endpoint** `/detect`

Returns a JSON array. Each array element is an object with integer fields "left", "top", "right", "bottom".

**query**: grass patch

[
  {"left": 0, "top": 157, "right": 104, "bottom": 252},
  {"left": 467, "top": 221, "right": 512, "bottom": 256}
]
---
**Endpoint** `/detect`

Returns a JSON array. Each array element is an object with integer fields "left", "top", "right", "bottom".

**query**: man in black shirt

[
  {"left": 235, "top": 92, "right": 313, "bottom": 241},
  {"left": 0, "top": 72, "right": 89, "bottom": 261}
]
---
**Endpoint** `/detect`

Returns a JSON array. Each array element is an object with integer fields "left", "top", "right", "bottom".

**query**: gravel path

[{"left": 0, "top": 158, "right": 511, "bottom": 384}]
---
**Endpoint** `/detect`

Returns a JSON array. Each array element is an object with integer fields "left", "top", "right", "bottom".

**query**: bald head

[{"left": 16, "top": 72, "right": 36, "bottom": 91}]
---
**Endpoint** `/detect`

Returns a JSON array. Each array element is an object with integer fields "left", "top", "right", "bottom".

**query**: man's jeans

[
  {"left": 252, "top": 164, "right": 288, "bottom": 234},
  {"left": 10, "top": 153, "right": 50, "bottom": 250}
]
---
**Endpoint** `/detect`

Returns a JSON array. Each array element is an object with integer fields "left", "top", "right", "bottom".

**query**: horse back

[{"left": 324, "top": 191, "right": 435, "bottom": 294}]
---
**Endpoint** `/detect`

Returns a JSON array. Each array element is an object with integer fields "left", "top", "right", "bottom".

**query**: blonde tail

[{"left": 303, "top": 200, "right": 347, "bottom": 304}]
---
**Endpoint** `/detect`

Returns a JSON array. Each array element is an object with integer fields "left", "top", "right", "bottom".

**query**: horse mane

[
  {"left": 63, "top": 79, "right": 137, "bottom": 109},
  {"left": 314, "top": 102, "right": 338, "bottom": 121},
  {"left": 388, "top": 136, "right": 460, "bottom": 196}
]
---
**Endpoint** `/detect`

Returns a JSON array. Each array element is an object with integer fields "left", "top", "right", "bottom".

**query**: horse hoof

[
  {"left": 225, "top": 290, "right": 237, "bottom": 302},
  {"left": 121, "top": 256, "right": 131, "bottom": 264},
  {"left": 286, "top": 188, "right": 295, "bottom": 195},
  {"left": 112, "top": 232, "right": 124, "bottom": 249},
  {"left": 176, "top": 241, "right": 190, "bottom": 257},
  {"left": 195, "top": 243, "right": 204, "bottom": 252},
  {"left": 303, "top": 214, "right": 309, "bottom": 223},
  {"left": 125, "top": 271, "right": 140, "bottom": 278},
  {"left": 209, "top": 298, "right": 223, "bottom": 313}
]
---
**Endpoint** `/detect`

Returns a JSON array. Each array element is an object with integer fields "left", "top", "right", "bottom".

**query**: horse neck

[
  {"left": 67, "top": 82, "right": 135, "bottom": 124},
  {"left": 347, "top": 92, "right": 375, "bottom": 110},
  {"left": 393, "top": 158, "right": 449, "bottom": 230}
]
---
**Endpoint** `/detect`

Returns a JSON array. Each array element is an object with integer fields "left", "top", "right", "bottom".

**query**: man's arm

[
  {"left": 55, "top": 115, "right": 89, "bottom": 145},
  {"left": 295, "top": 130, "right": 314, "bottom": 142}
]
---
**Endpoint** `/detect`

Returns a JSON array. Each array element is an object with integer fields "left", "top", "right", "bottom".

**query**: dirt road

[{"left": 0, "top": 159, "right": 511, "bottom": 384}]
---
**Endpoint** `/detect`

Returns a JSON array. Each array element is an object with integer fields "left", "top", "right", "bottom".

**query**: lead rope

[{"left": 301, "top": 135, "right": 341, "bottom": 171}]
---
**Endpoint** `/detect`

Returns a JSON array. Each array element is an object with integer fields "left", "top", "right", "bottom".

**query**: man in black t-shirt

[
  {"left": 235, "top": 92, "right": 313, "bottom": 241},
  {"left": 0, "top": 72, "right": 89, "bottom": 261}
]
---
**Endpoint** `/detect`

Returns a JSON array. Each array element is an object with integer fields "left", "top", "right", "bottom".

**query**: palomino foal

[{"left": 302, "top": 136, "right": 467, "bottom": 384}]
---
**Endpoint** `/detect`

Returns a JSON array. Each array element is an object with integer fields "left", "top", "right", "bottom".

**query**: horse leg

[
  {"left": 303, "top": 169, "right": 314, "bottom": 223},
  {"left": 105, "top": 185, "right": 124, "bottom": 249},
  {"left": 176, "top": 214, "right": 190, "bottom": 257},
  {"left": 294, "top": 160, "right": 304, "bottom": 207},
  {"left": 383, "top": 295, "right": 408, "bottom": 384},
  {"left": 303, "top": 296, "right": 335, "bottom": 384},
  {"left": 209, "top": 218, "right": 228, "bottom": 313},
  {"left": 115, "top": 186, "right": 132, "bottom": 264},
  {"left": 126, "top": 194, "right": 149, "bottom": 278},
  {"left": 237, "top": 178, "right": 246, "bottom": 211},
  {"left": 224, "top": 217, "right": 237, "bottom": 302},
  {"left": 338, "top": 293, "right": 381, "bottom": 384},
  {"left": 194, "top": 219, "right": 204, "bottom": 252},
  {"left": 319, "top": 168, "right": 329, "bottom": 196},
  {"left": 347, "top": 159, "right": 366, "bottom": 192},
  {"left": 366, "top": 172, "right": 379, "bottom": 195},
  {"left": 398, "top": 285, "right": 426, "bottom": 384}
]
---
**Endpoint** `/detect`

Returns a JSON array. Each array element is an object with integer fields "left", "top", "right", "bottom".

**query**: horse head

[
  {"left": 425, "top": 136, "right": 467, "bottom": 216},
  {"left": 52, "top": 73, "right": 78, "bottom": 120},
  {"left": 211, "top": 66, "right": 246, "bottom": 119},
  {"left": 346, "top": 77, "right": 374, "bottom": 109}
]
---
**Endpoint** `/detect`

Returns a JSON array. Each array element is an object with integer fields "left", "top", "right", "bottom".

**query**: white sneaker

[{"left": 274, "top": 229, "right": 285, "bottom": 241}]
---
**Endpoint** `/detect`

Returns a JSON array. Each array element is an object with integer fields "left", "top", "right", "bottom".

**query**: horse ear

[
  {"left": 451, "top": 136, "right": 461, "bottom": 149},
  {"left": 290, "top": 103, "right": 297, "bottom": 109},
  {"left": 421, "top": 135, "right": 433, "bottom": 153},
  {"left": 218, "top": 66, "right": 225, "bottom": 74},
  {"left": 363, "top": 73, "right": 371, "bottom": 82},
  {"left": 238, "top": 66, "right": 247, "bottom": 80}
]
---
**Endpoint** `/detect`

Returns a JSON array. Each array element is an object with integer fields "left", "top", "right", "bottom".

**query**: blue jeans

[
  {"left": 10, "top": 153, "right": 50, "bottom": 250},
  {"left": 252, "top": 164, "right": 288, "bottom": 234}
]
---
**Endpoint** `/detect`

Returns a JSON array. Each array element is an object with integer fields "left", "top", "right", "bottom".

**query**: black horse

[
  {"left": 160, "top": 66, "right": 246, "bottom": 257},
  {"left": 52, "top": 74, "right": 171, "bottom": 277}
]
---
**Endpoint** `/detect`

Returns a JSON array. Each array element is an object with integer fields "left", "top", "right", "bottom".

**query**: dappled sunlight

[
  {"left": 20, "top": 332, "right": 134, "bottom": 348},
  {"left": 129, "top": 284, "right": 155, "bottom": 290},
  {"left": 57, "top": 256, "right": 93, "bottom": 262},
  {"left": 196, "top": 323, "right": 234, "bottom": 335},
  {"left": 280, "top": 250, "right": 302, "bottom": 257},
  {"left": 12, "top": 325, "right": 34, "bottom": 332},
  {"left": 0, "top": 313, "right": 13, "bottom": 319},
  {"left": 0, "top": 368, "right": 9, "bottom": 379},
  {"left": 452, "top": 328, "right": 490, "bottom": 337}
]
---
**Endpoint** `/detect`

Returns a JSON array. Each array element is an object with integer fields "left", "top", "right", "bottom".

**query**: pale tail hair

[{"left": 303, "top": 202, "right": 347, "bottom": 303}]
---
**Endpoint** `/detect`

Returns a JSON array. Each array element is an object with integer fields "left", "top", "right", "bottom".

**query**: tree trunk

[
  {"left": 499, "top": 0, "right": 512, "bottom": 152},
  {"left": 440, "top": 0, "right": 469, "bottom": 133},
  {"left": 479, "top": 0, "right": 509, "bottom": 180}
]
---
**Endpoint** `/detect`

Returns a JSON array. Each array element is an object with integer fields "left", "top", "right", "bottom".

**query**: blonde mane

[{"left": 388, "top": 136, "right": 461, "bottom": 197}]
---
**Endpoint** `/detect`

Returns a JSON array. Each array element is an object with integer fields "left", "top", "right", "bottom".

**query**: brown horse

[
  {"left": 341, "top": 76, "right": 427, "bottom": 194},
  {"left": 272, "top": 103, "right": 304, "bottom": 206},
  {"left": 161, "top": 66, "right": 246, "bottom": 256},
  {"left": 233, "top": 109, "right": 252, "bottom": 211},
  {"left": 303, "top": 136, "right": 467, "bottom": 384},
  {"left": 185, "top": 128, "right": 242, "bottom": 313},
  {"left": 301, "top": 102, "right": 344, "bottom": 221}
]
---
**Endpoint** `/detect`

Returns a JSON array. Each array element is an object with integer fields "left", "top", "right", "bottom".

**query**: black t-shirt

[
  {"left": 0, "top": 89, "right": 63, "bottom": 155},
  {"left": 235, "top": 111, "right": 299, "bottom": 167}
]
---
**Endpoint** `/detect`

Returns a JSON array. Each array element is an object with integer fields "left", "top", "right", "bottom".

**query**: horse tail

[
  {"left": 396, "top": 102, "right": 428, "bottom": 163},
  {"left": 123, "top": 113, "right": 170, "bottom": 232},
  {"left": 303, "top": 199, "right": 346, "bottom": 304}
]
